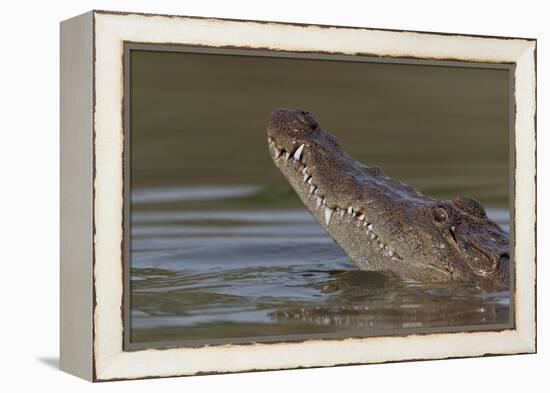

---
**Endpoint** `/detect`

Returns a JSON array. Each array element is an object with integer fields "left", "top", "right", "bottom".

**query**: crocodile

[{"left": 266, "top": 108, "right": 510, "bottom": 289}]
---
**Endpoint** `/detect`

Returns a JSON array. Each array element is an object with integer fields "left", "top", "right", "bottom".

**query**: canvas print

[{"left": 127, "top": 47, "right": 511, "bottom": 347}]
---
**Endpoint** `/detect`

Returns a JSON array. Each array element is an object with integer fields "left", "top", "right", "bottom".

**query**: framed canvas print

[{"left": 60, "top": 10, "right": 537, "bottom": 382}]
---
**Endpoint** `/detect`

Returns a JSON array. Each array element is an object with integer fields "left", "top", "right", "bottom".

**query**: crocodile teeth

[
  {"left": 304, "top": 174, "right": 311, "bottom": 183},
  {"left": 293, "top": 144, "right": 305, "bottom": 161},
  {"left": 347, "top": 207, "right": 353, "bottom": 215},
  {"left": 309, "top": 185, "right": 316, "bottom": 194},
  {"left": 339, "top": 209, "right": 345, "bottom": 218},
  {"left": 370, "top": 233, "right": 376, "bottom": 240},
  {"left": 301, "top": 167, "right": 308, "bottom": 175},
  {"left": 358, "top": 214, "right": 365, "bottom": 221},
  {"left": 284, "top": 152, "right": 291, "bottom": 160},
  {"left": 275, "top": 149, "right": 282, "bottom": 159},
  {"left": 316, "top": 196, "right": 323, "bottom": 208},
  {"left": 379, "top": 243, "right": 384, "bottom": 249},
  {"left": 307, "top": 177, "right": 313, "bottom": 185},
  {"left": 367, "top": 224, "right": 373, "bottom": 231},
  {"left": 325, "top": 208, "right": 333, "bottom": 225},
  {"left": 268, "top": 137, "right": 273, "bottom": 144}
]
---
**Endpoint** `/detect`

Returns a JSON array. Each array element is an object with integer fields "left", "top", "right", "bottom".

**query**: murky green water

[{"left": 128, "top": 49, "right": 511, "bottom": 346}]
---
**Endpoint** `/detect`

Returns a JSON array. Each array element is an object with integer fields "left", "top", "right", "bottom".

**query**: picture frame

[{"left": 60, "top": 10, "right": 536, "bottom": 382}]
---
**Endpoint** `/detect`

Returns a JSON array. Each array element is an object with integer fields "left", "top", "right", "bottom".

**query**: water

[{"left": 129, "top": 186, "right": 511, "bottom": 346}]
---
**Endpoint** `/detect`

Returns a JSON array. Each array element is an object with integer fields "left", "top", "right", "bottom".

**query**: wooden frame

[{"left": 60, "top": 10, "right": 536, "bottom": 382}]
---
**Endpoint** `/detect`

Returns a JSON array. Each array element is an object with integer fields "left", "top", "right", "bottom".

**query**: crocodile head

[{"left": 267, "top": 109, "right": 510, "bottom": 289}]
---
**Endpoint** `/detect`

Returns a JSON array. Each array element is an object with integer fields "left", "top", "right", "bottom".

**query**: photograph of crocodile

[{"left": 127, "top": 47, "right": 512, "bottom": 347}]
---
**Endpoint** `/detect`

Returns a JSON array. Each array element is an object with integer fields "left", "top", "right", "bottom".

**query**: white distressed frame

[{"left": 62, "top": 10, "right": 536, "bottom": 381}]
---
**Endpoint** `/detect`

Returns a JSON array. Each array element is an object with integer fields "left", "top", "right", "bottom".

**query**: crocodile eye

[{"left": 433, "top": 207, "right": 448, "bottom": 223}]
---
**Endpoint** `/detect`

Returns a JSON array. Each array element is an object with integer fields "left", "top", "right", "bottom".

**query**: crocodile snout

[{"left": 268, "top": 108, "right": 318, "bottom": 139}]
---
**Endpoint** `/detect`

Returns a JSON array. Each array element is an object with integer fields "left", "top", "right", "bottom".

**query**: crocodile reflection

[{"left": 270, "top": 270, "right": 506, "bottom": 329}]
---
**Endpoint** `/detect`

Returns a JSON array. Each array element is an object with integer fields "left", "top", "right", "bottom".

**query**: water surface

[{"left": 129, "top": 186, "right": 511, "bottom": 345}]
